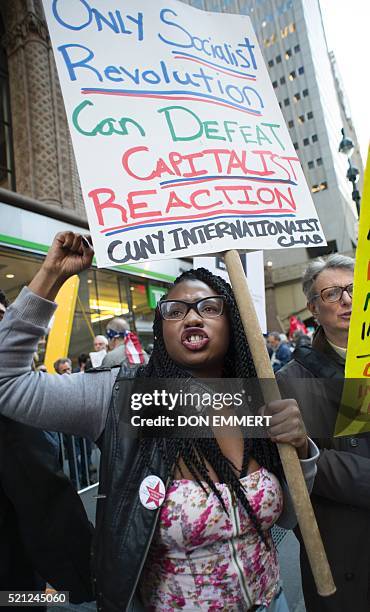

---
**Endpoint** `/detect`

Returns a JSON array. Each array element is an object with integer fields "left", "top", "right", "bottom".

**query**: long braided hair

[{"left": 136, "top": 268, "right": 283, "bottom": 543}]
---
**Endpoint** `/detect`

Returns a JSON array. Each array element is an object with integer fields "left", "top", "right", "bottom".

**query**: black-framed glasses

[
  {"left": 159, "top": 296, "right": 225, "bottom": 321},
  {"left": 313, "top": 283, "right": 353, "bottom": 303}
]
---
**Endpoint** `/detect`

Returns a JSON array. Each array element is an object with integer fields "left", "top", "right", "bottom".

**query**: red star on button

[
  {"left": 145, "top": 481, "right": 165, "bottom": 507},
  {"left": 139, "top": 475, "right": 166, "bottom": 510}
]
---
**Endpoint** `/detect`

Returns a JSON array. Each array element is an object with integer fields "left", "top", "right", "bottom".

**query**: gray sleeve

[
  {"left": 276, "top": 438, "right": 319, "bottom": 529},
  {"left": 101, "top": 350, "right": 117, "bottom": 368},
  {"left": 0, "top": 287, "right": 117, "bottom": 441}
]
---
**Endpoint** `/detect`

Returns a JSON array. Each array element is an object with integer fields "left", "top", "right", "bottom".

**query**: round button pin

[{"left": 139, "top": 475, "right": 166, "bottom": 510}]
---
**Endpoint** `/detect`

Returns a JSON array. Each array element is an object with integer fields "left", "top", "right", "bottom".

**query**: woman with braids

[{"left": 0, "top": 232, "right": 319, "bottom": 612}]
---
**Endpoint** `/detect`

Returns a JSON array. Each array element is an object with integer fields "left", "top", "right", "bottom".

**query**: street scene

[{"left": 0, "top": 1, "right": 368, "bottom": 611}]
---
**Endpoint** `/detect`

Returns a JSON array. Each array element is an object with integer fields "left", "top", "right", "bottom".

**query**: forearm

[
  {"left": 28, "top": 267, "right": 65, "bottom": 301},
  {"left": 0, "top": 287, "right": 114, "bottom": 440}
]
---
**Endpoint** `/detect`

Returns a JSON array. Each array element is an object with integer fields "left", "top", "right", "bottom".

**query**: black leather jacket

[
  {"left": 0, "top": 417, "right": 93, "bottom": 602},
  {"left": 92, "top": 367, "right": 171, "bottom": 611}
]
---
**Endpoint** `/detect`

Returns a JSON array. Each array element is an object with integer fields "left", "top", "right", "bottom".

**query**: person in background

[
  {"left": 54, "top": 357, "right": 87, "bottom": 488},
  {"left": 0, "top": 289, "right": 8, "bottom": 321},
  {"left": 277, "top": 254, "right": 370, "bottom": 612},
  {"left": 73, "top": 353, "right": 89, "bottom": 373},
  {"left": 53, "top": 357, "right": 72, "bottom": 375},
  {"left": 88, "top": 335, "right": 108, "bottom": 368},
  {"left": 93, "top": 334, "right": 108, "bottom": 352},
  {"left": 102, "top": 317, "right": 148, "bottom": 368},
  {"left": 290, "top": 330, "right": 312, "bottom": 351},
  {"left": 145, "top": 342, "right": 154, "bottom": 356},
  {"left": 267, "top": 331, "right": 292, "bottom": 372},
  {"left": 0, "top": 289, "right": 93, "bottom": 604}
]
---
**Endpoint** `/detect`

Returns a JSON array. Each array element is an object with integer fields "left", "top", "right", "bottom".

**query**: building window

[
  {"left": 289, "top": 70, "right": 296, "bottom": 81},
  {"left": 276, "top": 54, "right": 282, "bottom": 63},
  {"left": 278, "top": 101, "right": 282, "bottom": 108},
  {"left": 298, "top": 66, "right": 305, "bottom": 75},
  {"left": 285, "top": 49, "right": 292, "bottom": 59},
  {"left": 288, "top": 120, "right": 294, "bottom": 128},
  {"left": 293, "top": 142, "right": 299, "bottom": 149},
  {"left": 302, "top": 88, "right": 309, "bottom": 97},
  {"left": 312, "top": 134, "right": 318, "bottom": 142},
  {"left": 303, "top": 137, "right": 309, "bottom": 146},
  {"left": 307, "top": 111, "right": 314, "bottom": 120},
  {"left": 281, "top": 22, "right": 296, "bottom": 38},
  {"left": 280, "top": 76, "right": 286, "bottom": 85},
  {"left": 284, "top": 98, "right": 290, "bottom": 106},
  {"left": 264, "top": 34, "right": 277, "bottom": 47},
  {"left": 272, "top": 80, "right": 278, "bottom": 88},
  {"left": 307, "top": 240, "right": 337, "bottom": 259},
  {"left": 294, "top": 44, "right": 301, "bottom": 53},
  {"left": 308, "top": 161, "right": 314, "bottom": 169},
  {"left": 316, "top": 157, "right": 323, "bottom": 166},
  {"left": 293, "top": 92, "right": 301, "bottom": 102},
  {"left": 268, "top": 59, "right": 274, "bottom": 67},
  {"left": 0, "top": 18, "right": 15, "bottom": 191},
  {"left": 298, "top": 115, "right": 305, "bottom": 124},
  {"left": 311, "top": 181, "right": 327, "bottom": 193}
]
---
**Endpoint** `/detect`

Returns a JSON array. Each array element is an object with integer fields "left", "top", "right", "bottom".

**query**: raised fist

[{"left": 42, "top": 231, "right": 94, "bottom": 282}]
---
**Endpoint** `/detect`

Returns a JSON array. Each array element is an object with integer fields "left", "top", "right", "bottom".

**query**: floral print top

[{"left": 140, "top": 467, "right": 283, "bottom": 610}]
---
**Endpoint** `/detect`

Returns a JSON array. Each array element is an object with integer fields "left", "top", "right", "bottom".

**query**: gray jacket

[{"left": 102, "top": 344, "right": 149, "bottom": 369}]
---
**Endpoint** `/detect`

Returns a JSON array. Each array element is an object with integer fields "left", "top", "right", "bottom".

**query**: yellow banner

[
  {"left": 335, "top": 147, "right": 370, "bottom": 435},
  {"left": 44, "top": 276, "right": 80, "bottom": 373}
]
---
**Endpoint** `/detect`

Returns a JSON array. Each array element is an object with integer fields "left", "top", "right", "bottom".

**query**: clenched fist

[{"left": 29, "top": 231, "right": 94, "bottom": 301}]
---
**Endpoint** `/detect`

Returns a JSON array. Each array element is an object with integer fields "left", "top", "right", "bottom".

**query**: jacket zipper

[
  {"left": 126, "top": 474, "right": 172, "bottom": 610},
  {"left": 225, "top": 488, "right": 253, "bottom": 609}
]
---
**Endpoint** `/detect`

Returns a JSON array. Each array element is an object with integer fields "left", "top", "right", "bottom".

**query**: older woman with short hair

[{"left": 278, "top": 253, "right": 370, "bottom": 612}]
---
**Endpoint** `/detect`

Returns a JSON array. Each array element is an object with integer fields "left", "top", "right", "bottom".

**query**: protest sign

[
  {"left": 193, "top": 252, "right": 267, "bottom": 332},
  {"left": 336, "top": 147, "right": 370, "bottom": 436},
  {"left": 43, "top": 0, "right": 325, "bottom": 268}
]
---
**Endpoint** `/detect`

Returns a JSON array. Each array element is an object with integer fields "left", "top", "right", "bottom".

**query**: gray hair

[
  {"left": 302, "top": 254, "right": 355, "bottom": 302},
  {"left": 53, "top": 357, "right": 72, "bottom": 372},
  {"left": 94, "top": 334, "right": 108, "bottom": 346}
]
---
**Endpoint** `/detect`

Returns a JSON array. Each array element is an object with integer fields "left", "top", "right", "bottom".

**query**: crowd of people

[{"left": 0, "top": 233, "right": 369, "bottom": 612}]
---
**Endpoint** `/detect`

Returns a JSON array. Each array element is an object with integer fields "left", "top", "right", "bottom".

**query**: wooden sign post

[{"left": 224, "top": 249, "right": 336, "bottom": 597}]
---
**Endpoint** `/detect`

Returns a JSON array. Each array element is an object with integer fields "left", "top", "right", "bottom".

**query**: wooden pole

[{"left": 224, "top": 250, "right": 336, "bottom": 597}]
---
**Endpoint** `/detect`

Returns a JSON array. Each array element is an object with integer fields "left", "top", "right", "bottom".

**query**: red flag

[{"left": 124, "top": 331, "right": 146, "bottom": 365}]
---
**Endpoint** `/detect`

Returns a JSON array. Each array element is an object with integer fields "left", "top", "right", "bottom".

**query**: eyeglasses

[
  {"left": 159, "top": 296, "right": 225, "bottom": 321},
  {"left": 313, "top": 283, "right": 353, "bottom": 303}
]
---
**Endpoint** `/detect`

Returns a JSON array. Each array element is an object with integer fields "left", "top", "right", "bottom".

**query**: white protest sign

[
  {"left": 193, "top": 253, "right": 267, "bottom": 333},
  {"left": 43, "top": 0, "right": 326, "bottom": 267}
]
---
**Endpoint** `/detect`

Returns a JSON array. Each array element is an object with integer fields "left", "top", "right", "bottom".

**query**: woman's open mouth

[{"left": 181, "top": 329, "right": 209, "bottom": 351}]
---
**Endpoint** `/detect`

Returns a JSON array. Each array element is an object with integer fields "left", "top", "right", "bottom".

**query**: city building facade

[
  {"left": 0, "top": 0, "right": 361, "bottom": 337},
  {"left": 182, "top": 0, "right": 360, "bottom": 329}
]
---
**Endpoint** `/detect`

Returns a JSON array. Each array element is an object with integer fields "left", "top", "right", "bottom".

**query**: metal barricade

[{"left": 58, "top": 433, "right": 99, "bottom": 491}]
